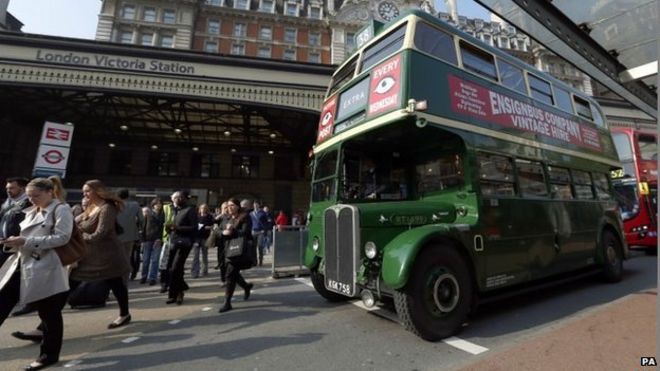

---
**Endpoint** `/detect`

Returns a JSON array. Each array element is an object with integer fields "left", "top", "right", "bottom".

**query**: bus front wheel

[
  {"left": 600, "top": 230, "right": 623, "bottom": 283},
  {"left": 394, "top": 247, "right": 472, "bottom": 341},
  {"left": 311, "top": 270, "right": 351, "bottom": 302}
]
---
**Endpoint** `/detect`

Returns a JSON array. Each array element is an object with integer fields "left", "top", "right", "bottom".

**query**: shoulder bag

[
  {"left": 225, "top": 236, "right": 254, "bottom": 268},
  {"left": 52, "top": 203, "right": 87, "bottom": 266}
]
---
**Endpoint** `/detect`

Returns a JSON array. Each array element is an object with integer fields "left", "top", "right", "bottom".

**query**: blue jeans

[
  {"left": 191, "top": 241, "right": 208, "bottom": 277},
  {"left": 141, "top": 240, "right": 162, "bottom": 281}
]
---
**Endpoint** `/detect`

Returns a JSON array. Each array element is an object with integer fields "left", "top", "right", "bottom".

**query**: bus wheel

[
  {"left": 394, "top": 247, "right": 472, "bottom": 341},
  {"left": 311, "top": 270, "right": 351, "bottom": 302},
  {"left": 600, "top": 230, "right": 623, "bottom": 283}
]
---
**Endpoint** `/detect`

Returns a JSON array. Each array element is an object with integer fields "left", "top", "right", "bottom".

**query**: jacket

[
  {"left": 70, "top": 203, "right": 130, "bottom": 281},
  {"left": 141, "top": 209, "right": 164, "bottom": 242},
  {"left": 116, "top": 200, "right": 143, "bottom": 243},
  {"left": 0, "top": 201, "right": 72, "bottom": 305}
]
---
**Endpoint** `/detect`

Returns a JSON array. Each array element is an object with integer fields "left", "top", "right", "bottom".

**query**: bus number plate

[{"left": 326, "top": 279, "right": 351, "bottom": 295}]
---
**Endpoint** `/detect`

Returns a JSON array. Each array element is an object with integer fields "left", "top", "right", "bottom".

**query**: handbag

[
  {"left": 225, "top": 236, "right": 254, "bottom": 268},
  {"left": 51, "top": 203, "right": 87, "bottom": 266}
]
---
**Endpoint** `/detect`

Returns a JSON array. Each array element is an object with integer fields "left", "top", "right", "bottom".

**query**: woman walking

[
  {"left": 218, "top": 198, "right": 254, "bottom": 313},
  {"left": 191, "top": 203, "right": 213, "bottom": 278},
  {"left": 71, "top": 179, "right": 131, "bottom": 328},
  {"left": 0, "top": 177, "right": 73, "bottom": 370}
]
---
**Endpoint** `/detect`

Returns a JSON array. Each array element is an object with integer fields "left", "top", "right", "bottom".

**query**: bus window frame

[
  {"left": 412, "top": 21, "right": 458, "bottom": 66},
  {"left": 527, "top": 73, "right": 554, "bottom": 106},
  {"left": 571, "top": 169, "right": 595, "bottom": 200},
  {"left": 515, "top": 158, "right": 550, "bottom": 199},
  {"left": 360, "top": 21, "right": 409, "bottom": 73},
  {"left": 476, "top": 152, "right": 517, "bottom": 198},
  {"left": 458, "top": 40, "right": 498, "bottom": 82},
  {"left": 573, "top": 95, "right": 594, "bottom": 122}
]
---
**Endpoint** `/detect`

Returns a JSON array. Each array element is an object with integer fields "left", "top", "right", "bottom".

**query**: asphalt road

[{"left": 0, "top": 251, "right": 656, "bottom": 371}]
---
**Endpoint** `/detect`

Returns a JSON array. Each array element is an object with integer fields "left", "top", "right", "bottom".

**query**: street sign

[{"left": 32, "top": 121, "right": 74, "bottom": 178}]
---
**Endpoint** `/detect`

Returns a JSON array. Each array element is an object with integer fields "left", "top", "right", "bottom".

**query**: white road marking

[
  {"left": 202, "top": 307, "right": 213, "bottom": 312},
  {"left": 168, "top": 319, "right": 181, "bottom": 325},
  {"left": 294, "top": 277, "right": 313, "bottom": 288},
  {"left": 64, "top": 360, "right": 83, "bottom": 367},
  {"left": 442, "top": 337, "right": 489, "bottom": 355},
  {"left": 122, "top": 336, "right": 140, "bottom": 344}
]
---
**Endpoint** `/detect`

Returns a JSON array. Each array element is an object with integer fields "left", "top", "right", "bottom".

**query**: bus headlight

[
  {"left": 312, "top": 237, "right": 320, "bottom": 251},
  {"left": 364, "top": 241, "right": 377, "bottom": 259}
]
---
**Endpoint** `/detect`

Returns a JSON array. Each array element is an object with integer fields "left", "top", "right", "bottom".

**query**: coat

[
  {"left": 70, "top": 203, "right": 130, "bottom": 281},
  {"left": 0, "top": 201, "right": 72, "bottom": 305},
  {"left": 116, "top": 200, "right": 143, "bottom": 243}
]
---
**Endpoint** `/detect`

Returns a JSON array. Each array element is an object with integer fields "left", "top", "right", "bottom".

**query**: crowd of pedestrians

[{"left": 0, "top": 175, "right": 295, "bottom": 370}]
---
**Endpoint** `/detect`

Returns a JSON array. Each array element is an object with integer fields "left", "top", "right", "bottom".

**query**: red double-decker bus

[{"left": 611, "top": 127, "right": 657, "bottom": 252}]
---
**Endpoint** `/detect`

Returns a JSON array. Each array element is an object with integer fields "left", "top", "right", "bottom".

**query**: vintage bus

[
  {"left": 304, "top": 10, "right": 627, "bottom": 341},
  {"left": 610, "top": 127, "right": 657, "bottom": 252}
]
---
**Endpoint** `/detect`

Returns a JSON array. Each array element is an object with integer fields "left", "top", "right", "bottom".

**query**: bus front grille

[{"left": 323, "top": 205, "right": 360, "bottom": 297}]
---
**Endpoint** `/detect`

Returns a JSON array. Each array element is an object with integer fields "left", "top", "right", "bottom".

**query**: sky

[{"left": 7, "top": 0, "right": 491, "bottom": 39}]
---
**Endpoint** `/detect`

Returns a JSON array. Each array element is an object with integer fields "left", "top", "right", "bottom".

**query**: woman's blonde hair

[
  {"left": 83, "top": 179, "right": 124, "bottom": 215},
  {"left": 27, "top": 177, "right": 54, "bottom": 192},
  {"left": 47, "top": 175, "right": 66, "bottom": 201}
]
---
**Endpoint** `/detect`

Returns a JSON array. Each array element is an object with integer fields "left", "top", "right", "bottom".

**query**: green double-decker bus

[{"left": 304, "top": 10, "right": 627, "bottom": 341}]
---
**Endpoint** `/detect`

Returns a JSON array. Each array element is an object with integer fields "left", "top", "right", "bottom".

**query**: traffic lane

[{"left": 65, "top": 278, "right": 473, "bottom": 371}]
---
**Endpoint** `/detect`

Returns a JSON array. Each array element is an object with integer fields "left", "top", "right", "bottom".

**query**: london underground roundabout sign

[{"left": 42, "top": 149, "right": 65, "bottom": 165}]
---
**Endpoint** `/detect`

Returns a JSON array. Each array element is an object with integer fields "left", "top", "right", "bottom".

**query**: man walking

[{"left": 116, "top": 189, "right": 144, "bottom": 281}]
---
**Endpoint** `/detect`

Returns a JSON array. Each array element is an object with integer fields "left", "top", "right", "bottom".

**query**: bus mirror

[
  {"left": 415, "top": 118, "right": 427, "bottom": 128},
  {"left": 639, "top": 182, "right": 650, "bottom": 195}
]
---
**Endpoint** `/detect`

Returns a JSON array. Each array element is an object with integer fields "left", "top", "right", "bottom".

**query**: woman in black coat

[{"left": 218, "top": 198, "right": 254, "bottom": 313}]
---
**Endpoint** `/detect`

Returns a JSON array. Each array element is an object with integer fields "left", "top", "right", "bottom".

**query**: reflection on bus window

[
  {"left": 312, "top": 150, "right": 338, "bottom": 202},
  {"left": 414, "top": 22, "right": 457, "bottom": 65},
  {"left": 516, "top": 159, "right": 548, "bottom": 198},
  {"left": 613, "top": 181, "right": 639, "bottom": 220},
  {"left": 548, "top": 166, "right": 573, "bottom": 200},
  {"left": 638, "top": 134, "right": 657, "bottom": 161},
  {"left": 416, "top": 154, "right": 463, "bottom": 193},
  {"left": 477, "top": 153, "right": 515, "bottom": 196}
]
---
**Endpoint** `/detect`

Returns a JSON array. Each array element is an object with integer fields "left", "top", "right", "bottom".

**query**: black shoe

[
  {"left": 130, "top": 273, "right": 137, "bottom": 281},
  {"left": 176, "top": 292, "right": 184, "bottom": 305},
  {"left": 159, "top": 286, "right": 168, "bottom": 293},
  {"left": 213, "top": 265, "right": 220, "bottom": 270},
  {"left": 24, "top": 358, "right": 57, "bottom": 371},
  {"left": 166, "top": 297, "right": 176, "bottom": 304},
  {"left": 218, "top": 302, "right": 232, "bottom": 313},
  {"left": 107, "top": 314, "right": 131, "bottom": 329},
  {"left": 139, "top": 277, "right": 147, "bottom": 284},
  {"left": 244, "top": 283, "right": 253, "bottom": 300},
  {"left": 149, "top": 280, "right": 156, "bottom": 286},
  {"left": 11, "top": 331, "right": 43, "bottom": 342},
  {"left": 12, "top": 305, "right": 37, "bottom": 317}
]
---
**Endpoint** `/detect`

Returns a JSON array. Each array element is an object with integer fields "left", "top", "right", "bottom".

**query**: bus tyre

[
  {"left": 394, "top": 247, "right": 472, "bottom": 341},
  {"left": 600, "top": 230, "right": 623, "bottom": 283},
  {"left": 311, "top": 270, "right": 351, "bottom": 302}
]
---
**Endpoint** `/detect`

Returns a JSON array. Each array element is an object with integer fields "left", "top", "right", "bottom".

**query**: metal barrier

[{"left": 271, "top": 225, "right": 309, "bottom": 278}]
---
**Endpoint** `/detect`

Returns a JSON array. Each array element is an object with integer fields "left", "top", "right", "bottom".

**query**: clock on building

[{"left": 377, "top": 1, "right": 400, "bottom": 21}]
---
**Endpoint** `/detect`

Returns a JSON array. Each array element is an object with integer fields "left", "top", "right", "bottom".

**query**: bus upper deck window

[
  {"left": 414, "top": 22, "right": 457, "bottom": 65},
  {"left": 554, "top": 86, "right": 573, "bottom": 113},
  {"left": 497, "top": 59, "right": 526, "bottom": 94},
  {"left": 460, "top": 41, "right": 497, "bottom": 81},
  {"left": 591, "top": 104, "right": 606, "bottom": 128},
  {"left": 573, "top": 96, "right": 593, "bottom": 121},
  {"left": 528, "top": 74, "right": 554, "bottom": 106},
  {"left": 361, "top": 24, "right": 406, "bottom": 72}
]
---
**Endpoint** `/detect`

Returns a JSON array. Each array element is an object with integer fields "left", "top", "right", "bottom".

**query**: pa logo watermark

[{"left": 641, "top": 357, "right": 657, "bottom": 367}]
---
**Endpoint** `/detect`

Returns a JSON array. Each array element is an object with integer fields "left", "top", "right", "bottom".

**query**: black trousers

[
  {"left": 130, "top": 241, "right": 141, "bottom": 279},
  {"left": 0, "top": 270, "right": 69, "bottom": 361},
  {"left": 225, "top": 262, "right": 249, "bottom": 302},
  {"left": 167, "top": 241, "right": 192, "bottom": 299},
  {"left": 70, "top": 277, "right": 129, "bottom": 316},
  {"left": 216, "top": 236, "right": 227, "bottom": 282}
]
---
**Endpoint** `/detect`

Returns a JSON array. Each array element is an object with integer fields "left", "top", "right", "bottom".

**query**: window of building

[
  {"left": 160, "top": 34, "right": 174, "bottom": 48},
  {"left": 528, "top": 74, "right": 554, "bottom": 106},
  {"left": 162, "top": 9, "right": 176, "bottom": 23},
  {"left": 231, "top": 43, "right": 245, "bottom": 55},
  {"left": 460, "top": 41, "right": 497, "bottom": 81},
  {"left": 274, "top": 155, "right": 296, "bottom": 179},
  {"left": 232, "top": 155, "right": 259, "bottom": 178},
  {"left": 482, "top": 34, "right": 492, "bottom": 46},
  {"left": 309, "top": 6, "right": 321, "bottom": 19},
  {"left": 191, "top": 154, "right": 221, "bottom": 178},
  {"left": 573, "top": 96, "right": 593, "bottom": 121},
  {"left": 121, "top": 4, "right": 135, "bottom": 19},
  {"left": 414, "top": 22, "right": 457, "bottom": 65},
  {"left": 497, "top": 59, "right": 526, "bottom": 94},
  {"left": 477, "top": 153, "right": 516, "bottom": 196},
  {"left": 258, "top": 46, "right": 271, "bottom": 58},
  {"left": 285, "top": 3, "right": 298, "bottom": 16},
  {"left": 260, "top": 0, "right": 274, "bottom": 12},
  {"left": 554, "top": 86, "right": 573, "bottom": 113},
  {"left": 235, "top": 0, "right": 249, "bottom": 10},
  {"left": 572, "top": 170, "right": 594, "bottom": 199},
  {"left": 140, "top": 32, "right": 153, "bottom": 46},
  {"left": 284, "top": 28, "right": 297, "bottom": 43},
  {"left": 234, "top": 22, "right": 247, "bottom": 37},
  {"left": 109, "top": 150, "right": 133, "bottom": 175},
  {"left": 119, "top": 31, "right": 133, "bottom": 44},
  {"left": 547, "top": 166, "right": 573, "bottom": 199},
  {"left": 206, "top": 0, "right": 221, "bottom": 5},
  {"left": 72, "top": 149, "right": 95, "bottom": 175},
  {"left": 259, "top": 25, "right": 272, "bottom": 40},
  {"left": 148, "top": 152, "right": 178, "bottom": 176},
  {"left": 499, "top": 37, "right": 509, "bottom": 48},
  {"left": 309, "top": 31, "right": 321, "bottom": 46},
  {"left": 346, "top": 32, "right": 356, "bottom": 52},
  {"left": 516, "top": 159, "right": 548, "bottom": 198},
  {"left": 207, "top": 19, "right": 220, "bottom": 34},
  {"left": 283, "top": 49, "right": 296, "bottom": 60},
  {"left": 143, "top": 7, "right": 156, "bottom": 22},
  {"left": 308, "top": 52, "right": 321, "bottom": 63},
  {"left": 204, "top": 41, "right": 217, "bottom": 53}
]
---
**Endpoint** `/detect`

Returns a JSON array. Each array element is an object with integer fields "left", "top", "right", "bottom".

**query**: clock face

[{"left": 377, "top": 1, "right": 400, "bottom": 21}]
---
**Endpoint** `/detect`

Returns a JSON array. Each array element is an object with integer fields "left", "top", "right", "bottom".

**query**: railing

[{"left": 271, "top": 225, "right": 309, "bottom": 278}]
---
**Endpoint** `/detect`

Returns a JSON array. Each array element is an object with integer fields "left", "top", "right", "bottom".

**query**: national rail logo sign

[{"left": 33, "top": 121, "right": 75, "bottom": 178}]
